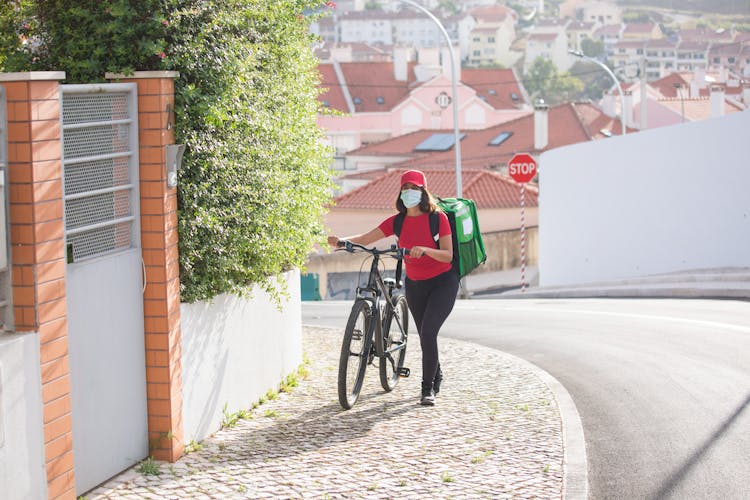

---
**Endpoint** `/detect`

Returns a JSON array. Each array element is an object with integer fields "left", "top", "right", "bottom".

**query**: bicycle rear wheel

[
  {"left": 338, "top": 299, "right": 373, "bottom": 409},
  {"left": 379, "top": 294, "right": 409, "bottom": 392}
]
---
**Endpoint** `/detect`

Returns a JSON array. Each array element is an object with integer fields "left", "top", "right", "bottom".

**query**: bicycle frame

[{"left": 344, "top": 243, "right": 408, "bottom": 361}]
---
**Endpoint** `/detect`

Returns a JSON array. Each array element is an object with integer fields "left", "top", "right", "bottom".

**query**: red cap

[{"left": 400, "top": 169, "right": 426, "bottom": 188}]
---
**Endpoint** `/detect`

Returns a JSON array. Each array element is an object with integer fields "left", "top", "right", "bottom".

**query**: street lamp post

[
  {"left": 399, "top": 0, "right": 463, "bottom": 196},
  {"left": 569, "top": 49, "right": 626, "bottom": 135}
]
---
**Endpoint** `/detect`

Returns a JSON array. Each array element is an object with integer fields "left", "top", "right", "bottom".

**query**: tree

[
  {"left": 569, "top": 60, "right": 614, "bottom": 102},
  {"left": 522, "top": 57, "right": 584, "bottom": 105},
  {"left": 580, "top": 37, "right": 604, "bottom": 59}
]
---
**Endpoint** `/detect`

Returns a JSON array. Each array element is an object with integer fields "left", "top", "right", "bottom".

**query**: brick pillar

[
  {"left": 106, "top": 71, "right": 184, "bottom": 461},
  {"left": 0, "top": 72, "right": 74, "bottom": 499}
]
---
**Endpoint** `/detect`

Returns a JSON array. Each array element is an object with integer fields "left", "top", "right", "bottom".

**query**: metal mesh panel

[
  {"left": 65, "top": 190, "right": 131, "bottom": 230},
  {"left": 62, "top": 86, "right": 137, "bottom": 262},
  {"left": 64, "top": 156, "right": 130, "bottom": 196},
  {"left": 62, "top": 93, "right": 129, "bottom": 124},
  {"left": 63, "top": 124, "right": 130, "bottom": 160},
  {"left": 68, "top": 221, "right": 132, "bottom": 262}
]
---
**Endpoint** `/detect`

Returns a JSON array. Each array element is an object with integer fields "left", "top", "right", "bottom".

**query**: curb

[{"left": 505, "top": 353, "right": 589, "bottom": 500}]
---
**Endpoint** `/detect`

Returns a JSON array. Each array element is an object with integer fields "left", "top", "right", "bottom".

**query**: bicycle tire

[
  {"left": 379, "top": 294, "right": 409, "bottom": 392},
  {"left": 338, "top": 299, "right": 374, "bottom": 409}
]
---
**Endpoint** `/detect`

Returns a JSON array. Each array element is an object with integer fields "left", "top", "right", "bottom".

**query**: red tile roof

[
  {"left": 649, "top": 73, "right": 690, "bottom": 98},
  {"left": 470, "top": 5, "right": 515, "bottom": 23},
  {"left": 318, "top": 62, "right": 418, "bottom": 113},
  {"left": 318, "top": 62, "right": 528, "bottom": 113},
  {"left": 528, "top": 33, "right": 560, "bottom": 42},
  {"left": 461, "top": 68, "right": 527, "bottom": 109},
  {"left": 318, "top": 64, "right": 348, "bottom": 111},
  {"left": 624, "top": 23, "right": 658, "bottom": 34},
  {"left": 333, "top": 169, "right": 538, "bottom": 210},
  {"left": 595, "top": 24, "right": 623, "bottom": 36},
  {"left": 345, "top": 102, "right": 626, "bottom": 171},
  {"left": 679, "top": 28, "right": 734, "bottom": 43}
]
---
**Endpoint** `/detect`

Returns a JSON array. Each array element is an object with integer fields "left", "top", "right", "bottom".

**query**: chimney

[
  {"left": 330, "top": 44, "right": 353, "bottom": 63},
  {"left": 694, "top": 67, "right": 706, "bottom": 86},
  {"left": 689, "top": 79, "right": 700, "bottom": 98},
  {"left": 534, "top": 100, "right": 549, "bottom": 150},
  {"left": 418, "top": 47, "right": 440, "bottom": 66},
  {"left": 393, "top": 46, "right": 410, "bottom": 81},
  {"left": 623, "top": 90, "right": 634, "bottom": 128},
  {"left": 602, "top": 92, "right": 616, "bottom": 117},
  {"left": 440, "top": 45, "right": 461, "bottom": 82},
  {"left": 710, "top": 85, "right": 725, "bottom": 117}
]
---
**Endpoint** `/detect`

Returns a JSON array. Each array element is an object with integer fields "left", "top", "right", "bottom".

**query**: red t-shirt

[{"left": 379, "top": 211, "right": 453, "bottom": 280}]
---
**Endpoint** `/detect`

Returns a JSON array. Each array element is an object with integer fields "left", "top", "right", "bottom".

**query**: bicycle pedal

[{"left": 397, "top": 367, "right": 410, "bottom": 378}]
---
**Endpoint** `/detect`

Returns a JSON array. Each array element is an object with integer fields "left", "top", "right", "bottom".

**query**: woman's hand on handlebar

[
  {"left": 408, "top": 245, "right": 427, "bottom": 258},
  {"left": 327, "top": 235, "right": 341, "bottom": 248}
]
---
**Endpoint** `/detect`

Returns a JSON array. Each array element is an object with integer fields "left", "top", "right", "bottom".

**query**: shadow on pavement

[{"left": 649, "top": 391, "right": 750, "bottom": 500}]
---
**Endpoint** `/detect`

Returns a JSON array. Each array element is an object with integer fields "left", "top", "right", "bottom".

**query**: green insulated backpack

[{"left": 394, "top": 197, "right": 487, "bottom": 278}]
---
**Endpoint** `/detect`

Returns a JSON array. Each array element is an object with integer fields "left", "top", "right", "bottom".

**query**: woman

[{"left": 328, "top": 170, "right": 459, "bottom": 406}]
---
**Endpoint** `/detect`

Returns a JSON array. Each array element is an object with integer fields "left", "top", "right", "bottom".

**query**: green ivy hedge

[{"left": 0, "top": 0, "right": 333, "bottom": 303}]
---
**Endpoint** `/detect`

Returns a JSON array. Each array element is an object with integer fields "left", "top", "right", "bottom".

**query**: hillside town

[{"left": 311, "top": 0, "right": 750, "bottom": 215}]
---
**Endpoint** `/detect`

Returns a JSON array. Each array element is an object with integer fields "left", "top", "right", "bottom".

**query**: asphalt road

[{"left": 302, "top": 298, "right": 750, "bottom": 500}]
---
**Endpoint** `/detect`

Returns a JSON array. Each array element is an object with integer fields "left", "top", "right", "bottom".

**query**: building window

[
  {"left": 473, "top": 50, "right": 480, "bottom": 56},
  {"left": 488, "top": 36, "right": 495, "bottom": 43}
]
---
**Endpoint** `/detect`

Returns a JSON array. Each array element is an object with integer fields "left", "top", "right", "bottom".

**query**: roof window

[
  {"left": 489, "top": 131, "right": 512, "bottom": 146},
  {"left": 510, "top": 92, "right": 519, "bottom": 101},
  {"left": 488, "top": 89, "right": 497, "bottom": 95},
  {"left": 353, "top": 97, "right": 362, "bottom": 105},
  {"left": 376, "top": 96, "right": 385, "bottom": 104},
  {"left": 414, "top": 133, "right": 466, "bottom": 152}
]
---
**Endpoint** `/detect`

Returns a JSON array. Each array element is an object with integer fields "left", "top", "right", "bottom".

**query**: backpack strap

[
  {"left": 429, "top": 211, "right": 439, "bottom": 248},
  {"left": 393, "top": 213, "right": 405, "bottom": 239}
]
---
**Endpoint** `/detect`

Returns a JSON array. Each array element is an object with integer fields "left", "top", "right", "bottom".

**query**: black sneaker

[
  {"left": 420, "top": 388, "right": 435, "bottom": 406},
  {"left": 433, "top": 373, "right": 443, "bottom": 395}
]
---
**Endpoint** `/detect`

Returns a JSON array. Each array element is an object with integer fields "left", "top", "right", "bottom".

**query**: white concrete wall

[
  {"left": 180, "top": 269, "right": 303, "bottom": 443},
  {"left": 0, "top": 333, "right": 46, "bottom": 500},
  {"left": 539, "top": 111, "right": 750, "bottom": 286}
]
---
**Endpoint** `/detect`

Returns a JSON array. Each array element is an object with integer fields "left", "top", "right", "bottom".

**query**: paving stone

[{"left": 88, "top": 326, "right": 564, "bottom": 499}]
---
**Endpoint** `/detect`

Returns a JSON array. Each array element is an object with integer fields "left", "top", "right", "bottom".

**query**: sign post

[{"left": 508, "top": 153, "right": 538, "bottom": 292}]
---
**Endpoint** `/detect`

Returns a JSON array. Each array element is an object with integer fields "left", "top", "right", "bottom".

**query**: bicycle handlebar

[{"left": 336, "top": 240, "right": 409, "bottom": 258}]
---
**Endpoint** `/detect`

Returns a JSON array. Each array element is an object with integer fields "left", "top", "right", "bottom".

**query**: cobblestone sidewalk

[{"left": 88, "top": 326, "right": 564, "bottom": 499}]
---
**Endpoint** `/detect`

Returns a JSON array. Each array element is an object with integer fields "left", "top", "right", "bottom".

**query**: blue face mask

[{"left": 400, "top": 189, "right": 422, "bottom": 208}]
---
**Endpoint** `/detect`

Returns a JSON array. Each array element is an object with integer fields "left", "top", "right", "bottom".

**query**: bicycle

[{"left": 335, "top": 241, "right": 411, "bottom": 410}]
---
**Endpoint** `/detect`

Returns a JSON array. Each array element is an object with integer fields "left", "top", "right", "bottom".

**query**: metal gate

[
  {"left": 0, "top": 87, "right": 11, "bottom": 331},
  {"left": 61, "top": 83, "right": 147, "bottom": 494}
]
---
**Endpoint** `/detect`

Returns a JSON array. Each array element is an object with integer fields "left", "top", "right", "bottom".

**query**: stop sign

[{"left": 508, "top": 153, "right": 537, "bottom": 183}]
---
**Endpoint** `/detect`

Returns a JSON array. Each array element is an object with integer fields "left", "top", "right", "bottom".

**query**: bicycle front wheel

[
  {"left": 338, "top": 299, "right": 374, "bottom": 409},
  {"left": 379, "top": 294, "right": 409, "bottom": 392}
]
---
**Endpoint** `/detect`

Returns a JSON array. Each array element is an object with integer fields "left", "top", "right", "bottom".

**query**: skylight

[
  {"left": 353, "top": 97, "right": 362, "bottom": 105},
  {"left": 376, "top": 96, "right": 385, "bottom": 104},
  {"left": 489, "top": 131, "right": 512, "bottom": 146},
  {"left": 414, "top": 133, "right": 466, "bottom": 152}
]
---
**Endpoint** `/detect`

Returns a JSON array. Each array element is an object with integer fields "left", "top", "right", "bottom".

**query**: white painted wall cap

[
  {"left": 105, "top": 71, "right": 180, "bottom": 79},
  {"left": 0, "top": 71, "right": 66, "bottom": 81}
]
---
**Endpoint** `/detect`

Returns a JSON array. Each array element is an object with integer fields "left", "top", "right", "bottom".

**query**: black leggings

[{"left": 405, "top": 270, "right": 459, "bottom": 389}]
